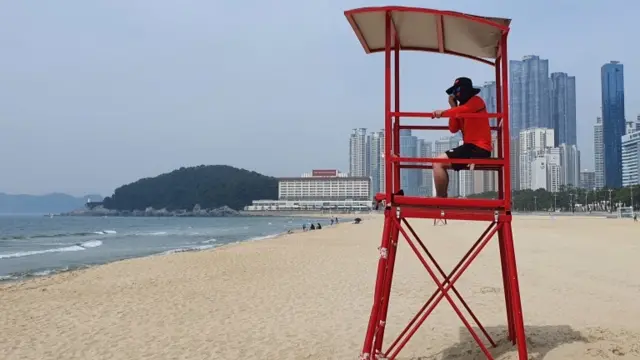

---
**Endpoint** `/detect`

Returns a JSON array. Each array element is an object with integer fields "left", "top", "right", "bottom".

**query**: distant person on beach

[
  {"left": 316, "top": 223, "right": 322, "bottom": 230},
  {"left": 634, "top": 214, "right": 637, "bottom": 222},
  {"left": 330, "top": 218, "right": 334, "bottom": 226},
  {"left": 310, "top": 224, "right": 315, "bottom": 230},
  {"left": 302, "top": 223, "right": 307, "bottom": 232},
  {"left": 335, "top": 217, "right": 339, "bottom": 224}
]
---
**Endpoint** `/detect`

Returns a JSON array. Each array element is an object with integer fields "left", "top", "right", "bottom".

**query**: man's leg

[{"left": 432, "top": 153, "right": 450, "bottom": 198}]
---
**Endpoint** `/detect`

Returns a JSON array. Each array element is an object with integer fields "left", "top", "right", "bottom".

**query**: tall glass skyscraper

[
  {"left": 509, "top": 55, "right": 551, "bottom": 138},
  {"left": 550, "top": 72, "right": 577, "bottom": 146},
  {"left": 399, "top": 129, "right": 420, "bottom": 195},
  {"left": 479, "top": 81, "right": 497, "bottom": 127},
  {"left": 601, "top": 61, "right": 625, "bottom": 188}
]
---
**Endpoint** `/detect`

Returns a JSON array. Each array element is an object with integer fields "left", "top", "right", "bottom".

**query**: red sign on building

[{"left": 311, "top": 169, "right": 338, "bottom": 177}]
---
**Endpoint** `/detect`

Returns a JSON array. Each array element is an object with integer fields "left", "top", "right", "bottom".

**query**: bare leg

[{"left": 432, "top": 153, "right": 450, "bottom": 198}]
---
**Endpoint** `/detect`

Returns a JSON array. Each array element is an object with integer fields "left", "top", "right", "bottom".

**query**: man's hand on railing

[{"left": 432, "top": 109, "right": 445, "bottom": 118}]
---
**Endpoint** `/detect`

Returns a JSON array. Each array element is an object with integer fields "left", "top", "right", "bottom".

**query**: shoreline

[{"left": 0, "top": 217, "right": 356, "bottom": 287}]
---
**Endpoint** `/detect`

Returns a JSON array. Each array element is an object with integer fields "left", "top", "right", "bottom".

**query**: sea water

[{"left": 0, "top": 215, "right": 333, "bottom": 281}]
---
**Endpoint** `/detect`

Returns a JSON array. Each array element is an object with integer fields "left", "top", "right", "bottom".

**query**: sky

[{"left": 1, "top": 0, "right": 639, "bottom": 196}]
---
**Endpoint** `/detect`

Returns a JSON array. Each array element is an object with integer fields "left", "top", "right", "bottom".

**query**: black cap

[{"left": 446, "top": 77, "right": 481, "bottom": 96}]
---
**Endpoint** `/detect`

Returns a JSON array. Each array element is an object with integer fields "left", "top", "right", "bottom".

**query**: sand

[{"left": 1, "top": 215, "right": 640, "bottom": 360}]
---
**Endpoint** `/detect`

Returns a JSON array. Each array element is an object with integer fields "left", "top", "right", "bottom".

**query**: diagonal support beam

[
  {"left": 386, "top": 219, "right": 502, "bottom": 360},
  {"left": 384, "top": 220, "right": 496, "bottom": 356},
  {"left": 403, "top": 219, "right": 496, "bottom": 346}
]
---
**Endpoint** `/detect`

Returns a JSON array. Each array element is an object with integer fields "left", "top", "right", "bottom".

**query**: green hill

[{"left": 102, "top": 165, "right": 277, "bottom": 211}]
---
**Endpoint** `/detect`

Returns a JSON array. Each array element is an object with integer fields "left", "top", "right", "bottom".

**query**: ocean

[{"left": 0, "top": 215, "right": 335, "bottom": 282}]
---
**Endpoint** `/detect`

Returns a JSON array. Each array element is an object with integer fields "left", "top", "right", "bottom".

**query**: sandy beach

[{"left": 1, "top": 214, "right": 639, "bottom": 359}]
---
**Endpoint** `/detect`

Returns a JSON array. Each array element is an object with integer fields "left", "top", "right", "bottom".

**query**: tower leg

[
  {"left": 498, "top": 225, "right": 515, "bottom": 341},
  {"left": 502, "top": 221, "right": 528, "bottom": 359},
  {"left": 361, "top": 209, "right": 395, "bottom": 359},
  {"left": 372, "top": 213, "right": 400, "bottom": 356}
]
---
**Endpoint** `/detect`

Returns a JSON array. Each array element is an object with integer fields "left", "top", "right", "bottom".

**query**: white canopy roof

[{"left": 344, "top": 6, "right": 511, "bottom": 64}]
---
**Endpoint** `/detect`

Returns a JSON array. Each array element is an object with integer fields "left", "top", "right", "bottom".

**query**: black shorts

[{"left": 445, "top": 143, "right": 491, "bottom": 171}]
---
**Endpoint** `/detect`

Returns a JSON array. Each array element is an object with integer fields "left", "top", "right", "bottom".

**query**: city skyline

[
  {"left": 2, "top": 1, "right": 640, "bottom": 196},
  {"left": 346, "top": 55, "right": 640, "bottom": 193}
]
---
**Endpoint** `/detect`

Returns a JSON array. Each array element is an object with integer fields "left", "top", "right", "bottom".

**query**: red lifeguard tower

[{"left": 345, "top": 6, "right": 528, "bottom": 360}]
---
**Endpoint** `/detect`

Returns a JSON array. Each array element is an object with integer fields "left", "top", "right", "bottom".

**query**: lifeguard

[{"left": 432, "top": 77, "right": 492, "bottom": 198}]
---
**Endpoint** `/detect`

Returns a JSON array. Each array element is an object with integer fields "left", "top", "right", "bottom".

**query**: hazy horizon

[{"left": 2, "top": 0, "right": 639, "bottom": 197}]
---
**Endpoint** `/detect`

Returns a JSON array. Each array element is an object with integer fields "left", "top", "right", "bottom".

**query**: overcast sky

[{"left": 1, "top": 0, "right": 638, "bottom": 196}]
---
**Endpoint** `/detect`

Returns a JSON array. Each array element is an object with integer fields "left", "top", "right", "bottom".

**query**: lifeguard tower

[{"left": 344, "top": 6, "right": 528, "bottom": 360}]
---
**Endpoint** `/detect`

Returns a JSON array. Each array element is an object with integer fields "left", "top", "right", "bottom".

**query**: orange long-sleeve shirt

[{"left": 441, "top": 96, "right": 492, "bottom": 152}]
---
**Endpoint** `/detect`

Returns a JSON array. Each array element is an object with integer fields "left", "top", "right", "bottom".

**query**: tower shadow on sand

[{"left": 401, "top": 325, "right": 588, "bottom": 360}]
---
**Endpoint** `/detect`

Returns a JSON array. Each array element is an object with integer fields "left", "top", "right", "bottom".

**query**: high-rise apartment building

[
  {"left": 601, "top": 61, "right": 625, "bottom": 188},
  {"left": 580, "top": 170, "right": 596, "bottom": 190},
  {"left": 349, "top": 128, "right": 368, "bottom": 177},
  {"left": 519, "top": 128, "right": 555, "bottom": 152},
  {"left": 529, "top": 149, "right": 561, "bottom": 192},
  {"left": 509, "top": 55, "right": 551, "bottom": 190},
  {"left": 510, "top": 140, "right": 520, "bottom": 191},
  {"left": 593, "top": 117, "right": 605, "bottom": 189},
  {"left": 479, "top": 81, "right": 497, "bottom": 127},
  {"left": 626, "top": 116, "right": 638, "bottom": 135},
  {"left": 558, "top": 143, "right": 580, "bottom": 187},
  {"left": 417, "top": 139, "right": 433, "bottom": 197},
  {"left": 399, "top": 129, "right": 420, "bottom": 195},
  {"left": 550, "top": 72, "right": 577, "bottom": 146},
  {"left": 621, "top": 123, "right": 640, "bottom": 187},
  {"left": 519, "top": 128, "right": 560, "bottom": 191},
  {"left": 367, "top": 130, "right": 384, "bottom": 196},
  {"left": 510, "top": 55, "right": 551, "bottom": 138},
  {"left": 433, "top": 135, "right": 462, "bottom": 197},
  {"left": 478, "top": 82, "right": 500, "bottom": 193}
]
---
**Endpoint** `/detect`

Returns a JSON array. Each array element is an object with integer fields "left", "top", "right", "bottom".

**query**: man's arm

[{"left": 441, "top": 101, "right": 477, "bottom": 117}]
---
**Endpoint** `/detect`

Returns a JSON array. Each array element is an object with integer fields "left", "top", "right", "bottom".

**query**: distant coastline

[
  {"left": 59, "top": 205, "right": 365, "bottom": 218},
  {"left": 60, "top": 205, "right": 242, "bottom": 218}
]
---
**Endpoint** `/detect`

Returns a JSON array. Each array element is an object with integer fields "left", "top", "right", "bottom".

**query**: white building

[
  {"left": 244, "top": 169, "right": 372, "bottom": 211},
  {"left": 622, "top": 130, "right": 640, "bottom": 187},
  {"left": 519, "top": 128, "right": 561, "bottom": 192},
  {"left": 349, "top": 128, "right": 367, "bottom": 177},
  {"left": 245, "top": 199, "right": 371, "bottom": 212},
  {"left": 520, "top": 128, "right": 555, "bottom": 152},
  {"left": 519, "top": 128, "right": 553, "bottom": 189},
  {"left": 529, "top": 150, "right": 561, "bottom": 192},
  {"left": 558, "top": 143, "right": 580, "bottom": 187},
  {"left": 593, "top": 117, "right": 605, "bottom": 189}
]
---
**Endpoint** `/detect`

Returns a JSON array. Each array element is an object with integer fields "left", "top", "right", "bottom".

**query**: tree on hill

[{"left": 102, "top": 165, "right": 278, "bottom": 211}]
